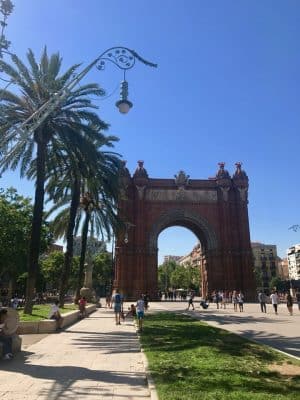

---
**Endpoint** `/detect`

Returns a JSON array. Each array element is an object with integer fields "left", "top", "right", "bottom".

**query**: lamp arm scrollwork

[{"left": 4, "top": 46, "right": 157, "bottom": 136}]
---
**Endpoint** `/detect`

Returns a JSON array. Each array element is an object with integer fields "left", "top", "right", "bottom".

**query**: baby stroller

[{"left": 200, "top": 300, "right": 209, "bottom": 309}]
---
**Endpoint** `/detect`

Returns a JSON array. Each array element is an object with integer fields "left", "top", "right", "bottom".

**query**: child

[{"left": 125, "top": 304, "right": 136, "bottom": 318}]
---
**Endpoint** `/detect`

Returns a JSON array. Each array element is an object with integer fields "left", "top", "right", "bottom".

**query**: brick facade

[{"left": 114, "top": 162, "right": 256, "bottom": 300}]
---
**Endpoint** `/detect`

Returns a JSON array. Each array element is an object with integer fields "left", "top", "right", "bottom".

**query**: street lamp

[{"left": 4, "top": 46, "right": 157, "bottom": 135}]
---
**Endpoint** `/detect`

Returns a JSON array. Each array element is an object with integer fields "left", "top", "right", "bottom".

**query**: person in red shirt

[{"left": 79, "top": 296, "right": 87, "bottom": 318}]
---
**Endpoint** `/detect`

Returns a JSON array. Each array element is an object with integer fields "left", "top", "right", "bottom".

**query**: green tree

[
  {"left": 93, "top": 251, "right": 113, "bottom": 294},
  {"left": 158, "top": 261, "right": 178, "bottom": 290},
  {"left": 269, "top": 276, "right": 285, "bottom": 292},
  {"left": 0, "top": 187, "right": 31, "bottom": 295},
  {"left": 0, "top": 187, "right": 52, "bottom": 296},
  {"left": 40, "top": 250, "right": 64, "bottom": 291},
  {"left": 0, "top": 48, "right": 110, "bottom": 313},
  {"left": 170, "top": 265, "right": 189, "bottom": 289}
]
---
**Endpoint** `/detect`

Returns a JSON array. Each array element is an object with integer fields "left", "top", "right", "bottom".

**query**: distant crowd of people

[{"left": 185, "top": 289, "right": 300, "bottom": 316}]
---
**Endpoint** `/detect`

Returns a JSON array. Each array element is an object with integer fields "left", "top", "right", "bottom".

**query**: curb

[
  {"left": 134, "top": 320, "right": 159, "bottom": 400},
  {"left": 140, "top": 346, "right": 159, "bottom": 400}
]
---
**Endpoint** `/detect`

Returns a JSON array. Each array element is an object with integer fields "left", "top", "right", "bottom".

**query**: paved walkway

[
  {"left": 0, "top": 306, "right": 150, "bottom": 400},
  {"left": 1, "top": 301, "right": 299, "bottom": 400},
  {"left": 150, "top": 300, "right": 300, "bottom": 359}
]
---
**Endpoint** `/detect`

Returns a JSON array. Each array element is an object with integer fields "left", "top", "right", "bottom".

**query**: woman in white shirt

[{"left": 270, "top": 291, "right": 279, "bottom": 315}]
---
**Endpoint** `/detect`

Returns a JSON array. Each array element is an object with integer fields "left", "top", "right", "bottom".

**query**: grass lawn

[
  {"left": 18, "top": 304, "right": 78, "bottom": 321},
  {"left": 140, "top": 312, "right": 300, "bottom": 400}
]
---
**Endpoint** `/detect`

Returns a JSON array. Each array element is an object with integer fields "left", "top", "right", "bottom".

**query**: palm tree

[
  {"left": 0, "top": 48, "right": 109, "bottom": 313},
  {"left": 73, "top": 180, "right": 122, "bottom": 303},
  {"left": 45, "top": 133, "right": 122, "bottom": 306}
]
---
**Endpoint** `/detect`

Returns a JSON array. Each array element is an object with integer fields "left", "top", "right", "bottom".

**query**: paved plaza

[
  {"left": 0, "top": 301, "right": 299, "bottom": 400},
  {"left": 0, "top": 306, "right": 151, "bottom": 400}
]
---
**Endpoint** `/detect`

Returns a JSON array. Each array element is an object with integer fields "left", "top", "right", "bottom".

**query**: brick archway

[{"left": 114, "top": 162, "right": 256, "bottom": 301}]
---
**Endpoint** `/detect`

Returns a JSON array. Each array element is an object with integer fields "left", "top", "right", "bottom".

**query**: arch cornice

[{"left": 148, "top": 208, "right": 218, "bottom": 252}]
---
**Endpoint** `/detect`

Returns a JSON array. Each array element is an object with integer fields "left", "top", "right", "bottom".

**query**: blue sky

[{"left": 1, "top": 0, "right": 300, "bottom": 262}]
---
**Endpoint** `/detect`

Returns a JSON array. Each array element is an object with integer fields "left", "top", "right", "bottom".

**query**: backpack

[{"left": 115, "top": 293, "right": 121, "bottom": 304}]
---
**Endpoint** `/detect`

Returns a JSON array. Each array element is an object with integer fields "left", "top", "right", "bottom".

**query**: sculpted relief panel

[{"left": 145, "top": 189, "right": 217, "bottom": 203}]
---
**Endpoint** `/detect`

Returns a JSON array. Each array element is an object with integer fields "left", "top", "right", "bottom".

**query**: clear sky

[{"left": 1, "top": 0, "right": 300, "bottom": 263}]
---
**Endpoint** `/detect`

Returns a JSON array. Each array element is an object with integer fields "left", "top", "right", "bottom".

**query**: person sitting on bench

[
  {"left": 48, "top": 301, "right": 63, "bottom": 330},
  {"left": 0, "top": 309, "right": 13, "bottom": 360}
]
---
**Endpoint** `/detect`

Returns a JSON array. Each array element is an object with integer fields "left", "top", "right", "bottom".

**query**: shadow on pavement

[{"left": 1, "top": 351, "right": 147, "bottom": 400}]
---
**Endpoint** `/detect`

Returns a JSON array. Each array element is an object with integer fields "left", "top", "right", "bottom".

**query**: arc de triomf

[{"left": 114, "top": 161, "right": 256, "bottom": 301}]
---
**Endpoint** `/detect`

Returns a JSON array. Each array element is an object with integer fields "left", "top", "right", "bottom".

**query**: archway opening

[{"left": 157, "top": 226, "right": 203, "bottom": 300}]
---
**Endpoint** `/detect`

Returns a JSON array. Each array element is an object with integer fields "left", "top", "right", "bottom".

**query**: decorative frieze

[{"left": 145, "top": 188, "right": 217, "bottom": 203}]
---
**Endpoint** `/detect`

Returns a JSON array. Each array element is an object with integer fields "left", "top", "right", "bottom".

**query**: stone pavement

[
  {"left": 150, "top": 300, "right": 300, "bottom": 359},
  {"left": 0, "top": 305, "right": 151, "bottom": 400}
]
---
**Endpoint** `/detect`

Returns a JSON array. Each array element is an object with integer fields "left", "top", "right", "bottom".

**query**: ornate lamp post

[{"left": 5, "top": 46, "right": 157, "bottom": 135}]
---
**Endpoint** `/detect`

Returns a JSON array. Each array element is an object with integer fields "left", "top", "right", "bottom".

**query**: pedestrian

[
  {"left": 214, "top": 291, "right": 220, "bottom": 309},
  {"left": 270, "top": 290, "right": 279, "bottom": 315},
  {"left": 136, "top": 294, "right": 145, "bottom": 332},
  {"left": 187, "top": 292, "right": 195, "bottom": 310},
  {"left": 0, "top": 309, "right": 13, "bottom": 360},
  {"left": 232, "top": 290, "right": 238, "bottom": 311},
  {"left": 10, "top": 295, "right": 19, "bottom": 309},
  {"left": 143, "top": 292, "right": 150, "bottom": 310},
  {"left": 78, "top": 296, "right": 87, "bottom": 318},
  {"left": 296, "top": 291, "right": 300, "bottom": 311},
  {"left": 112, "top": 288, "right": 123, "bottom": 325},
  {"left": 258, "top": 290, "right": 267, "bottom": 313},
  {"left": 105, "top": 294, "right": 111, "bottom": 308},
  {"left": 48, "top": 300, "right": 63, "bottom": 330},
  {"left": 286, "top": 293, "right": 293, "bottom": 316},
  {"left": 125, "top": 304, "right": 136, "bottom": 318},
  {"left": 221, "top": 291, "right": 227, "bottom": 309},
  {"left": 237, "top": 292, "right": 244, "bottom": 312}
]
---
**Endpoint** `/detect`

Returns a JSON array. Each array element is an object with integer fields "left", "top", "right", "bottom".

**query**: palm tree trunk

[
  {"left": 24, "top": 140, "right": 46, "bottom": 314},
  {"left": 59, "top": 177, "right": 80, "bottom": 307},
  {"left": 75, "top": 210, "right": 90, "bottom": 303}
]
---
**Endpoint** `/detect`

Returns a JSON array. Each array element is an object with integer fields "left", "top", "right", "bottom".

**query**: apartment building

[
  {"left": 251, "top": 242, "right": 278, "bottom": 289},
  {"left": 178, "top": 243, "right": 201, "bottom": 268},
  {"left": 287, "top": 244, "right": 300, "bottom": 280}
]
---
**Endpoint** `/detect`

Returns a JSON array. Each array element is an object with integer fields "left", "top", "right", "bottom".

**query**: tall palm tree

[
  {"left": 0, "top": 48, "right": 109, "bottom": 313},
  {"left": 73, "top": 184, "right": 121, "bottom": 303},
  {"left": 45, "top": 133, "right": 122, "bottom": 306}
]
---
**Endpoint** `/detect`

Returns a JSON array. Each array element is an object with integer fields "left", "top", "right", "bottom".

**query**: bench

[{"left": 17, "top": 304, "right": 97, "bottom": 334}]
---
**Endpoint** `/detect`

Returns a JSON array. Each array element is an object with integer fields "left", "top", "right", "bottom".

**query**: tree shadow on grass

[
  {"left": 141, "top": 313, "right": 297, "bottom": 361},
  {"left": 152, "top": 367, "right": 300, "bottom": 399},
  {"left": 141, "top": 313, "right": 300, "bottom": 399}
]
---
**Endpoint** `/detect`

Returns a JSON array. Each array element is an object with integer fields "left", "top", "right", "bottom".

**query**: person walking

[
  {"left": 232, "top": 290, "right": 238, "bottom": 311},
  {"left": 286, "top": 293, "right": 293, "bottom": 316},
  {"left": 258, "top": 291, "right": 267, "bottom": 313},
  {"left": 296, "top": 291, "right": 300, "bottom": 311},
  {"left": 186, "top": 292, "right": 195, "bottom": 310},
  {"left": 237, "top": 292, "right": 244, "bottom": 312},
  {"left": 136, "top": 295, "right": 145, "bottom": 332},
  {"left": 270, "top": 290, "right": 279, "bottom": 315},
  {"left": 112, "top": 288, "right": 123, "bottom": 325}
]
